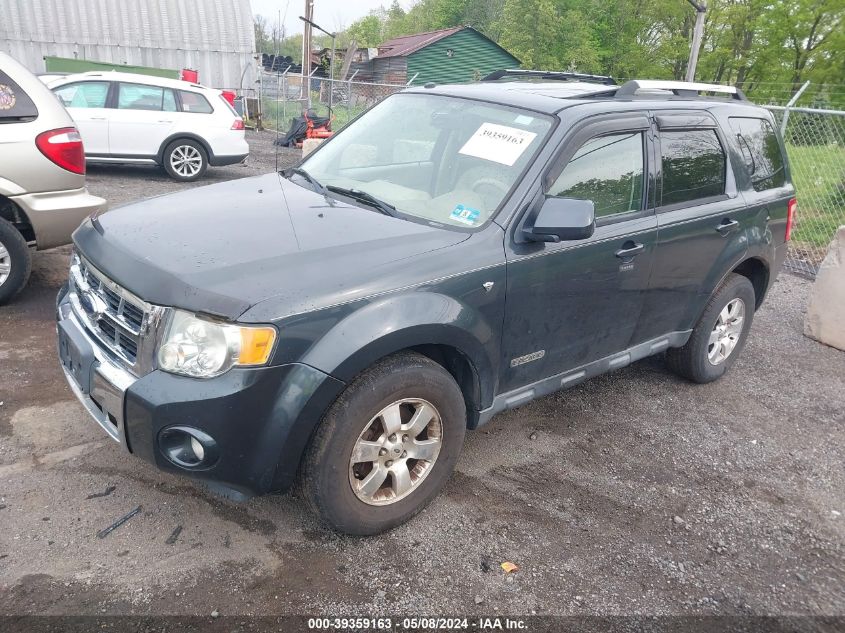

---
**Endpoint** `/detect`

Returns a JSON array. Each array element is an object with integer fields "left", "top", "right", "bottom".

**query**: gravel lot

[{"left": 0, "top": 131, "right": 843, "bottom": 620}]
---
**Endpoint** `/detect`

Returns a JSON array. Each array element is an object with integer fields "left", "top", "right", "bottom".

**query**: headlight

[{"left": 157, "top": 310, "right": 276, "bottom": 378}]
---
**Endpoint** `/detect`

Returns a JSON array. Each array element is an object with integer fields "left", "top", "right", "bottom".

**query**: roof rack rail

[
  {"left": 483, "top": 69, "right": 617, "bottom": 86},
  {"left": 615, "top": 80, "right": 747, "bottom": 101}
]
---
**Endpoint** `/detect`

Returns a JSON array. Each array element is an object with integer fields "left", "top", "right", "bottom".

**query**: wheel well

[
  {"left": 410, "top": 344, "right": 482, "bottom": 428},
  {"left": 157, "top": 135, "right": 213, "bottom": 164},
  {"left": 732, "top": 258, "right": 769, "bottom": 309},
  {"left": 0, "top": 195, "right": 35, "bottom": 243}
]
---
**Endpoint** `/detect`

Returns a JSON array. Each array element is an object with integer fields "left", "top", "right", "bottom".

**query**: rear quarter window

[
  {"left": 179, "top": 91, "right": 213, "bottom": 113},
  {"left": 728, "top": 117, "right": 787, "bottom": 191},
  {"left": 0, "top": 70, "right": 38, "bottom": 122}
]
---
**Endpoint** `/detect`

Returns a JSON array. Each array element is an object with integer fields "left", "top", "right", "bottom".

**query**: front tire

[
  {"left": 302, "top": 352, "right": 466, "bottom": 535},
  {"left": 0, "top": 218, "right": 32, "bottom": 305},
  {"left": 163, "top": 139, "right": 208, "bottom": 182},
  {"left": 666, "top": 273, "right": 756, "bottom": 383}
]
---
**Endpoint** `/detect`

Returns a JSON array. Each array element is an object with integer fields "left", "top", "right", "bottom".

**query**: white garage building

[{"left": 0, "top": 0, "right": 256, "bottom": 90}]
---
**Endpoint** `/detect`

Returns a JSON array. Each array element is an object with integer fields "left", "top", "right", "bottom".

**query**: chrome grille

[{"left": 69, "top": 254, "right": 149, "bottom": 368}]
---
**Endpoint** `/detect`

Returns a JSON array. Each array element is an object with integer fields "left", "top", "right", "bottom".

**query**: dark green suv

[{"left": 56, "top": 73, "right": 796, "bottom": 534}]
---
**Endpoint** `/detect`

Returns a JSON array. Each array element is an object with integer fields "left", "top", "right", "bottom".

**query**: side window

[
  {"left": 660, "top": 129, "right": 726, "bottom": 206},
  {"left": 548, "top": 132, "right": 645, "bottom": 217},
  {"left": 179, "top": 91, "right": 213, "bottom": 113},
  {"left": 728, "top": 117, "right": 786, "bottom": 191},
  {"left": 53, "top": 82, "right": 109, "bottom": 109},
  {"left": 117, "top": 83, "right": 176, "bottom": 111},
  {"left": 0, "top": 71, "right": 38, "bottom": 120}
]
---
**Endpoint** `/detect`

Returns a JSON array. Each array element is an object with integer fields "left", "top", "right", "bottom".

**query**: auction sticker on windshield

[{"left": 459, "top": 122, "right": 537, "bottom": 166}]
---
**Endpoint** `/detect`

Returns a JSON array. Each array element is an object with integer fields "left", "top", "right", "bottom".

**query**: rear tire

[
  {"left": 163, "top": 139, "right": 208, "bottom": 182},
  {"left": 666, "top": 273, "right": 756, "bottom": 384},
  {"left": 0, "top": 218, "right": 31, "bottom": 305},
  {"left": 301, "top": 352, "right": 466, "bottom": 535}
]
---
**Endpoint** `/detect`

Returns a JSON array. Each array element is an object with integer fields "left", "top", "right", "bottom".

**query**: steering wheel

[{"left": 471, "top": 177, "right": 509, "bottom": 202}]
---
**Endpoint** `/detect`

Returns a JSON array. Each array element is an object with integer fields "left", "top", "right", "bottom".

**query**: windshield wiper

[
  {"left": 326, "top": 186, "right": 396, "bottom": 217},
  {"left": 283, "top": 167, "right": 327, "bottom": 195}
]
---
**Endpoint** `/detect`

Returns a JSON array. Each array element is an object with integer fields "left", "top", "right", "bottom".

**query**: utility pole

[
  {"left": 301, "top": 0, "right": 314, "bottom": 107},
  {"left": 685, "top": 0, "right": 707, "bottom": 82},
  {"left": 300, "top": 14, "right": 336, "bottom": 115}
]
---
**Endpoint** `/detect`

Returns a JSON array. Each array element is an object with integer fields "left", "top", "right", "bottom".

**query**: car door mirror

[{"left": 523, "top": 197, "right": 596, "bottom": 243}]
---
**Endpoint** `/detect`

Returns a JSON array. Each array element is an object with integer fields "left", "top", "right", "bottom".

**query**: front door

[{"left": 500, "top": 114, "right": 658, "bottom": 393}]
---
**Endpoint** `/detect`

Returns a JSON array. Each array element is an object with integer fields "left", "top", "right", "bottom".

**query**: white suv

[{"left": 48, "top": 72, "right": 248, "bottom": 182}]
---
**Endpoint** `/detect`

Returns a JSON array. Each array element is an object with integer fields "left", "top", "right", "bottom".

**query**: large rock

[{"left": 804, "top": 226, "right": 845, "bottom": 351}]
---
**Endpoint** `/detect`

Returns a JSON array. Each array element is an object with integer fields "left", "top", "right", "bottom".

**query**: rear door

[
  {"left": 52, "top": 81, "right": 111, "bottom": 155},
  {"left": 107, "top": 82, "right": 178, "bottom": 157},
  {"left": 636, "top": 112, "right": 752, "bottom": 341},
  {"left": 501, "top": 113, "right": 658, "bottom": 392}
]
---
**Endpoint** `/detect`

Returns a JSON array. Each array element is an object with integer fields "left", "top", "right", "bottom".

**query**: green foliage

[{"left": 336, "top": 0, "right": 845, "bottom": 105}]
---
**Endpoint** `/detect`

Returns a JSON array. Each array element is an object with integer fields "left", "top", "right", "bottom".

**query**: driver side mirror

[{"left": 523, "top": 197, "right": 596, "bottom": 243}]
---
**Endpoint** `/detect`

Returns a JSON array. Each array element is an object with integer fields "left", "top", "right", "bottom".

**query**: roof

[
  {"left": 377, "top": 27, "right": 464, "bottom": 58},
  {"left": 405, "top": 81, "right": 767, "bottom": 116},
  {"left": 0, "top": 0, "right": 255, "bottom": 89},
  {"left": 48, "top": 70, "right": 216, "bottom": 92}
]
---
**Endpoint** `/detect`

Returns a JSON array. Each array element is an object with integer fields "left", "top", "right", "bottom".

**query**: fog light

[
  {"left": 190, "top": 436, "right": 205, "bottom": 461},
  {"left": 158, "top": 426, "right": 218, "bottom": 469}
]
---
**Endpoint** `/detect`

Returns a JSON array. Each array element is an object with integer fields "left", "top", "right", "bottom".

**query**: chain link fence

[
  {"left": 260, "top": 72, "right": 406, "bottom": 133},
  {"left": 258, "top": 72, "right": 844, "bottom": 278},
  {"left": 767, "top": 101, "right": 845, "bottom": 277}
]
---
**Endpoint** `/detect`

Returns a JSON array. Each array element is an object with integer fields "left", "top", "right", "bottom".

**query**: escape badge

[{"left": 0, "top": 84, "right": 16, "bottom": 111}]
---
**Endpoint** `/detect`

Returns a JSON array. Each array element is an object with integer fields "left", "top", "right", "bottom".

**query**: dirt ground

[{"left": 0, "top": 131, "right": 843, "bottom": 621}]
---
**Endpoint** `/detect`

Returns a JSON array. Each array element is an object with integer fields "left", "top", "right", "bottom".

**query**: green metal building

[{"left": 364, "top": 26, "right": 520, "bottom": 85}]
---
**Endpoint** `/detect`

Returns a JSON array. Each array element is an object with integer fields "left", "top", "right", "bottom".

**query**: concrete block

[
  {"left": 302, "top": 138, "right": 325, "bottom": 157},
  {"left": 804, "top": 225, "right": 845, "bottom": 351}
]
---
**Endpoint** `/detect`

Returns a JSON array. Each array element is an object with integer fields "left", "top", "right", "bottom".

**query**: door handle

[
  {"left": 90, "top": 116, "right": 107, "bottom": 120},
  {"left": 158, "top": 120, "right": 173, "bottom": 123},
  {"left": 716, "top": 219, "right": 740, "bottom": 235},
  {"left": 615, "top": 241, "right": 645, "bottom": 258}
]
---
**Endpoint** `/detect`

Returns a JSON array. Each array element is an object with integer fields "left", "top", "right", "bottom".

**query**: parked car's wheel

[
  {"left": 163, "top": 139, "right": 208, "bottom": 182},
  {"left": 666, "top": 273, "right": 756, "bottom": 384},
  {"left": 302, "top": 352, "right": 466, "bottom": 535},
  {"left": 0, "top": 218, "right": 32, "bottom": 305}
]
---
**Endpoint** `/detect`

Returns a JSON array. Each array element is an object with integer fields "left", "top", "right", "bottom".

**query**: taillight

[
  {"left": 231, "top": 119, "right": 244, "bottom": 131},
  {"left": 785, "top": 197, "right": 797, "bottom": 241},
  {"left": 35, "top": 127, "right": 85, "bottom": 175}
]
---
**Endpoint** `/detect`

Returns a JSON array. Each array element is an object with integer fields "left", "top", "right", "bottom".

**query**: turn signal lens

[
  {"left": 785, "top": 197, "right": 797, "bottom": 241},
  {"left": 238, "top": 327, "right": 276, "bottom": 365}
]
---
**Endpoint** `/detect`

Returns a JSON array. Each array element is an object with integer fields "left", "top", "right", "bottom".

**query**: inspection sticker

[
  {"left": 450, "top": 204, "right": 480, "bottom": 226},
  {"left": 0, "top": 84, "right": 16, "bottom": 111},
  {"left": 458, "top": 122, "right": 537, "bottom": 166}
]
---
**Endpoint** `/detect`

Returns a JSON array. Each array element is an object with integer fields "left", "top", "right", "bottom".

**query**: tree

[
  {"left": 254, "top": 14, "right": 272, "bottom": 54},
  {"left": 347, "top": 14, "right": 383, "bottom": 47}
]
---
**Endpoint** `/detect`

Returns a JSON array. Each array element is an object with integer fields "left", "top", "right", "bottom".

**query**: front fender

[{"left": 299, "top": 291, "right": 499, "bottom": 409}]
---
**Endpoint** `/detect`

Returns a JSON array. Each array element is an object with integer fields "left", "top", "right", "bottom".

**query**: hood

[{"left": 74, "top": 173, "right": 469, "bottom": 319}]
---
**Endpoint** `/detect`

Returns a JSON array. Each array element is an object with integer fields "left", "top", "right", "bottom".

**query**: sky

[{"left": 250, "top": 0, "right": 397, "bottom": 37}]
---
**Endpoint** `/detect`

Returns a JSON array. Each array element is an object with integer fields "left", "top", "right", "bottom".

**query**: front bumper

[
  {"left": 56, "top": 283, "right": 345, "bottom": 496},
  {"left": 12, "top": 187, "right": 106, "bottom": 250}
]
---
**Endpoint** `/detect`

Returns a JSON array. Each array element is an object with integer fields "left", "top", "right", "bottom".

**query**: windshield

[{"left": 301, "top": 93, "right": 553, "bottom": 229}]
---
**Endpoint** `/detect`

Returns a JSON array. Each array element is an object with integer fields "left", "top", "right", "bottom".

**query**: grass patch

[{"left": 785, "top": 143, "right": 845, "bottom": 249}]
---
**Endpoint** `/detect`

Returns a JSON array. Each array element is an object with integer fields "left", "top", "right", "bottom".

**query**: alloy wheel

[
  {"left": 0, "top": 240, "right": 11, "bottom": 287},
  {"left": 169, "top": 145, "right": 203, "bottom": 178},
  {"left": 349, "top": 398, "right": 443, "bottom": 506},
  {"left": 707, "top": 298, "right": 745, "bottom": 365}
]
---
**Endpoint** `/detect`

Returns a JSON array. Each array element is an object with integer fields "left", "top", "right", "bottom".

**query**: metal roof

[
  {"left": 0, "top": 0, "right": 256, "bottom": 89},
  {"left": 377, "top": 27, "right": 464, "bottom": 58}
]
